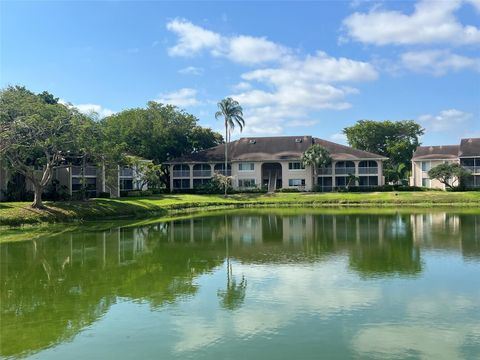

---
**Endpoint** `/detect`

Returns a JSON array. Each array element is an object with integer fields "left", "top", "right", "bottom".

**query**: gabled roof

[
  {"left": 412, "top": 145, "right": 460, "bottom": 160},
  {"left": 459, "top": 138, "right": 480, "bottom": 157},
  {"left": 167, "top": 136, "right": 387, "bottom": 163}
]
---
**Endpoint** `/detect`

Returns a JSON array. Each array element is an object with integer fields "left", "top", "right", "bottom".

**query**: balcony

[
  {"left": 358, "top": 167, "right": 378, "bottom": 175},
  {"left": 172, "top": 170, "right": 190, "bottom": 178},
  {"left": 120, "top": 168, "right": 134, "bottom": 177},
  {"left": 72, "top": 166, "right": 97, "bottom": 177},
  {"left": 318, "top": 167, "right": 332, "bottom": 175},
  {"left": 462, "top": 166, "right": 480, "bottom": 174},
  {"left": 214, "top": 170, "right": 232, "bottom": 176},
  {"left": 193, "top": 170, "right": 212, "bottom": 178},
  {"left": 335, "top": 167, "right": 356, "bottom": 175}
]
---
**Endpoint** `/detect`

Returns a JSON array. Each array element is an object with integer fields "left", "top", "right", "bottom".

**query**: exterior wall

[
  {"left": 233, "top": 161, "right": 263, "bottom": 189},
  {"left": 281, "top": 161, "right": 313, "bottom": 191},
  {"left": 170, "top": 159, "right": 385, "bottom": 192},
  {"left": 55, "top": 166, "right": 72, "bottom": 195},
  {"left": 410, "top": 159, "right": 459, "bottom": 190}
]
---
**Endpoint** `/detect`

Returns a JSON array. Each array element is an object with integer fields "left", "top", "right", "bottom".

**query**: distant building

[
  {"left": 166, "top": 136, "right": 387, "bottom": 192},
  {"left": 410, "top": 138, "right": 480, "bottom": 189}
]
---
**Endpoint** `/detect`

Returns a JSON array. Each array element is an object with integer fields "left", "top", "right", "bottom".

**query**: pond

[{"left": 1, "top": 209, "right": 480, "bottom": 359}]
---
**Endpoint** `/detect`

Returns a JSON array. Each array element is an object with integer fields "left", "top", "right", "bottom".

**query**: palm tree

[
  {"left": 301, "top": 144, "right": 332, "bottom": 187},
  {"left": 215, "top": 98, "right": 245, "bottom": 196}
]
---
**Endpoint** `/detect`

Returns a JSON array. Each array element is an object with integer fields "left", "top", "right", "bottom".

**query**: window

[
  {"left": 421, "top": 162, "right": 431, "bottom": 172},
  {"left": 120, "top": 179, "right": 134, "bottom": 191},
  {"left": 288, "top": 179, "right": 305, "bottom": 186},
  {"left": 335, "top": 177, "right": 347, "bottom": 187},
  {"left": 288, "top": 162, "right": 305, "bottom": 170},
  {"left": 72, "top": 177, "right": 97, "bottom": 191},
  {"left": 422, "top": 178, "right": 431, "bottom": 188},
  {"left": 359, "top": 176, "right": 378, "bottom": 187},
  {"left": 238, "top": 162, "right": 254, "bottom": 171},
  {"left": 238, "top": 179, "right": 256, "bottom": 188},
  {"left": 173, "top": 179, "right": 190, "bottom": 189}
]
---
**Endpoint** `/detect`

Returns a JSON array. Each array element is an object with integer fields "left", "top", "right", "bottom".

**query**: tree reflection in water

[{"left": 0, "top": 210, "right": 479, "bottom": 359}]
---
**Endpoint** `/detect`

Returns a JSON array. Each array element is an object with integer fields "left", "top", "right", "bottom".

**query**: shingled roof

[
  {"left": 167, "top": 136, "right": 387, "bottom": 163},
  {"left": 412, "top": 145, "right": 460, "bottom": 160},
  {"left": 459, "top": 138, "right": 480, "bottom": 157}
]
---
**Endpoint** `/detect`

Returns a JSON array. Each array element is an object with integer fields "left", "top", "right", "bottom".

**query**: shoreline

[{"left": 1, "top": 191, "right": 480, "bottom": 228}]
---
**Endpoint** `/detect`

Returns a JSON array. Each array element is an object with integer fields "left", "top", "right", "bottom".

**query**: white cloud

[
  {"left": 232, "top": 81, "right": 252, "bottom": 91},
  {"left": 230, "top": 52, "right": 376, "bottom": 135},
  {"left": 226, "top": 35, "right": 289, "bottom": 64},
  {"left": 418, "top": 109, "right": 473, "bottom": 132},
  {"left": 59, "top": 99, "right": 115, "bottom": 119},
  {"left": 178, "top": 66, "right": 204, "bottom": 76},
  {"left": 166, "top": 18, "right": 288, "bottom": 65},
  {"left": 400, "top": 50, "right": 480, "bottom": 76},
  {"left": 330, "top": 132, "right": 348, "bottom": 144},
  {"left": 166, "top": 19, "right": 378, "bottom": 135},
  {"left": 343, "top": 0, "right": 480, "bottom": 46},
  {"left": 166, "top": 18, "right": 222, "bottom": 57},
  {"left": 155, "top": 88, "right": 200, "bottom": 107}
]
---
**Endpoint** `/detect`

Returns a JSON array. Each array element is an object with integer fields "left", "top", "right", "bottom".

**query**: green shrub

[{"left": 98, "top": 192, "right": 111, "bottom": 198}]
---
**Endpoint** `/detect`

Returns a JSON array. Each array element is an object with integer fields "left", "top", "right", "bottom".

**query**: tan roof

[
  {"left": 412, "top": 145, "right": 460, "bottom": 160},
  {"left": 168, "top": 136, "right": 387, "bottom": 163},
  {"left": 459, "top": 138, "right": 480, "bottom": 157}
]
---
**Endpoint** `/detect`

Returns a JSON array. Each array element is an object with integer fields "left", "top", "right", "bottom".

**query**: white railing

[
  {"left": 72, "top": 166, "right": 97, "bottom": 177},
  {"left": 358, "top": 167, "right": 378, "bottom": 175},
  {"left": 462, "top": 166, "right": 480, "bottom": 174},
  {"left": 173, "top": 170, "right": 190, "bottom": 178},
  {"left": 120, "top": 168, "right": 134, "bottom": 177},
  {"left": 214, "top": 170, "right": 232, "bottom": 176},
  {"left": 193, "top": 170, "right": 212, "bottom": 177},
  {"left": 318, "top": 168, "right": 332, "bottom": 175},
  {"left": 335, "top": 167, "right": 356, "bottom": 175}
]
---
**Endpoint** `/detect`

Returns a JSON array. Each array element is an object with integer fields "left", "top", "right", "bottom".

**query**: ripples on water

[{"left": 1, "top": 210, "right": 479, "bottom": 359}]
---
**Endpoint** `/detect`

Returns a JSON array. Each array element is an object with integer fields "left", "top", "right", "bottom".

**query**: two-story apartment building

[
  {"left": 410, "top": 138, "right": 480, "bottom": 189},
  {"left": 166, "top": 136, "right": 387, "bottom": 192}
]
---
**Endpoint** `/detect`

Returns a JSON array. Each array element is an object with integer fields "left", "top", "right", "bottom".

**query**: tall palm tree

[
  {"left": 301, "top": 144, "right": 332, "bottom": 188},
  {"left": 215, "top": 98, "right": 245, "bottom": 196}
]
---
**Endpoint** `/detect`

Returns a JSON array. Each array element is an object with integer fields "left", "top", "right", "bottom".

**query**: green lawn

[{"left": 1, "top": 191, "right": 480, "bottom": 227}]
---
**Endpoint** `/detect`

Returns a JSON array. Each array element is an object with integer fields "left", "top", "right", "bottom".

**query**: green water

[{"left": 1, "top": 210, "right": 480, "bottom": 360}]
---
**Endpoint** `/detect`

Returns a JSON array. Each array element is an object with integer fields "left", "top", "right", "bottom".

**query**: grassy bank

[{"left": 1, "top": 191, "right": 480, "bottom": 227}]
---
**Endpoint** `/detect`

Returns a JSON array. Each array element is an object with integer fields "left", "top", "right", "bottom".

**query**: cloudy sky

[{"left": 2, "top": 0, "right": 479, "bottom": 145}]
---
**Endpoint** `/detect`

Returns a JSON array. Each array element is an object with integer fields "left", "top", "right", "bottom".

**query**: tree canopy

[
  {"left": 343, "top": 120, "right": 424, "bottom": 167},
  {"left": 0, "top": 85, "right": 96, "bottom": 207},
  {"left": 101, "top": 101, "right": 223, "bottom": 165},
  {"left": 427, "top": 163, "right": 472, "bottom": 190}
]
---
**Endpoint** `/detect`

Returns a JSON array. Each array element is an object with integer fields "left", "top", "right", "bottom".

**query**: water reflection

[{"left": 1, "top": 211, "right": 479, "bottom": 359}]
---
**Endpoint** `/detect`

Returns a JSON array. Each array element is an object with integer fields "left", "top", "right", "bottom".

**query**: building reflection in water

[{"left": 0, "top": 211, "right": 479, "bottom": 358}]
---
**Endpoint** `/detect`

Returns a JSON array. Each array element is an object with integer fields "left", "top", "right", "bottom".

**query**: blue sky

[{"left": 1, "top": 0, "right": 479, "bottom": 145}]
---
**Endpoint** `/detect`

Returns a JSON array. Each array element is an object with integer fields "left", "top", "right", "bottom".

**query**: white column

[
  {"left": 170, "top": 165, "right": 174, "bottom": 192},
  {"left": 189, "top": 164, "right": 194, "bottom": 189}
]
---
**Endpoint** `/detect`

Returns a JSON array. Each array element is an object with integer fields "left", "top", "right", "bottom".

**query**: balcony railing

[
  {"left": 214, "top": 170, "right": 232, "bottom": 176},
  {"left": 72, "top": 166, "right": 97, "bottom": 177},
  {"left": 358, "top": 167, "right": 378, "bottom": 175},
  {"left": 335, "top": 167, "right": 356, "bottom": 175},
  {"left": 462, "top": 166, "right": 480, "bottom": 174},
  {"left": 193, "top": 170, "right": 212, "bottom": 177},
  {"left": 318, "top": 168, "right": 332, "bottom": 175},
  {"left": 120, "top": 168, "right": 134, "bottom": 177},
  {"left": 172, "top": 170, "right": 190, "bottom": 178}
]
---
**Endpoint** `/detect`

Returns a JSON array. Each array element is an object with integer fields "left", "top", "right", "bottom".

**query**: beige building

[
  {"left": 167, "top": 136, "right": 387, "bottom": 192},
  {"left": 410, "top": 138, "right": 480, "bottom": 190}
]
